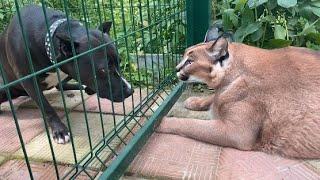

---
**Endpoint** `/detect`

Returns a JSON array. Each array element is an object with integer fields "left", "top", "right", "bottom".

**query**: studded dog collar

[{"left": 45, "top": 18, "right": 67, "bottom": 64}]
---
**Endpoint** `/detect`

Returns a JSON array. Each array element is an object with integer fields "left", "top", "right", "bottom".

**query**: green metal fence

[{"left": 0, "top": 0, "right": 210, "bottom": 179}]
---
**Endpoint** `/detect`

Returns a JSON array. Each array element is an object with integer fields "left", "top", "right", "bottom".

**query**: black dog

[{"left": 0, "top": 5, "right": 133, "bottom": 144}]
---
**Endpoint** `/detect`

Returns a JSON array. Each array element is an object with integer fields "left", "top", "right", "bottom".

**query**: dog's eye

[
  {"left": 107, "top": 59, "right": 114, "bottom": 66},
  {"left": 98, "top": 68, "right": 107, "bottom": 78}
]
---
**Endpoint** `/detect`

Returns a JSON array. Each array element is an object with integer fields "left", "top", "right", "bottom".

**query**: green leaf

[
  {"left": 0, "top": 13, "right": 3, "bottom": 20},
  {"left": 241, "top": 6, "right": 255, "bottom": 26},
  {"left": 274, "top": 25, "right": 287, "bottom": 39},
  {"left": 306, "top": 41, "right": 320, "bottom": 50},
  {"left": 288, "top": 17, "right": 299, "bottom": 28},
  {"left": 234, "top": 22, "right": 262, "bottom": 42},
  {"left": 247, "top": 0, "right": 268, "bottom": 9},
  {"left": 260, "top": 14, "right": 276, "bottom": 23},
  {"left": 267, "top": 0, "right": 278, "bottom": 10},
  {"left": 264, "top": 39, "right": 292, "bottom": 49},
  {"left": 222, "top": 9, "right": 238, "bottom": 30},
  {"left": 250, "top": 28, "right": 264, "bottom": 42},
  {"left": 277, "top": 0, "right": 297, "bottom": 8},
  {"left": 311, "top": 1, "right": 320, "bottom": 8},
  {"left": 298, "top": 20, "right": 319, "bottom": 36},
  {"left": 311, "top": 6, "right": 320, "bottom": 17},
  {"left": 233, "top": 0, "right": 248, "bottom": 11},
  {"left": 298, "top": 5, "right": 315, "bottom": 19},
  {"left": 306, "top": 33, "right": 320, "bottom": 44},
  {"left": 225, "top": 9, "right": 239, "bottom": 27}
]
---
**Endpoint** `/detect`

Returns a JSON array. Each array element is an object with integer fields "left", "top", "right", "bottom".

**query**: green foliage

[
  {"left": 214, "top": 0, "right": 320, "bottom": 49},
  {"left": 277, "top": 0, "right": 297, "bottom": 8}
]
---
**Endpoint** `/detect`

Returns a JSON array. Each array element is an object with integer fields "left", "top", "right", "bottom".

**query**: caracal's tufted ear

[
  {"left": 204, "top": 26, "right": 221, "bottom": 42},
  {"left": 205, "top": 37, "right": 229, "bottom": 63},
  {"left": 204, "top": 20, "right": 234, "bottom": 42}
]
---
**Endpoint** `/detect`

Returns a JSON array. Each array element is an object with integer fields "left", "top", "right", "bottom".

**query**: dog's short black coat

[{"left": 0, "top": 5, "right": 133, "bottom": 144}]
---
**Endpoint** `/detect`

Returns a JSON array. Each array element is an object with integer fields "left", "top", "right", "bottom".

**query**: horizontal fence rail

[{"left": 0, "top": 0, "right": 187, "bottom": 179}]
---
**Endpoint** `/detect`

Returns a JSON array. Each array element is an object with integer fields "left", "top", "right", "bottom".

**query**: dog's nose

[
  {"left": 124, "top": 87, "right": 134, "bottom": 97},
  {"left": 120, "top": 77, "right": 133, "bottom": 96},
  {"left": 127, "top": 88, "right": 134, "bottom": 95},
  {"left": 122, "top": 82, "right": 134, "bottom": 95},
  {"left": 84, "top": 87, "right": 96, "bottom": 95}
]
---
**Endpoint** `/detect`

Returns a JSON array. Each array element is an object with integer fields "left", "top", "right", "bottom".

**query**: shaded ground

[
  {"left": 0, "top": 88, "right": 156, "bottom": 179},
  {"left": 126, "top": 87, "right": 320, "bottom": 180},
  {"left": 0, "top": 87, "right": 319, "bottom": 179}
]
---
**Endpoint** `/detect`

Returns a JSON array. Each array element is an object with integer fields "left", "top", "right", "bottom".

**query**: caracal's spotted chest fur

[{"left": 157, "top": 37, "right": 320, "bottom": 159}]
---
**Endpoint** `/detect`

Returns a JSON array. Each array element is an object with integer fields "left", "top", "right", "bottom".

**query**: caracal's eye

[{"left": 185, "top": 59, "right": 193, "bottom": 65}]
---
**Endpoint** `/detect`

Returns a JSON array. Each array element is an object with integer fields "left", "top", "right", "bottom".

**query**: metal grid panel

[{"left": 0, "top": 0, "right": 187, "bottom": 179}]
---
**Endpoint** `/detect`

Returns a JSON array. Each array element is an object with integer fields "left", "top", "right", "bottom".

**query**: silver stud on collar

[{"left": 45, "top": 18, "right": 67, "bottom": 64}]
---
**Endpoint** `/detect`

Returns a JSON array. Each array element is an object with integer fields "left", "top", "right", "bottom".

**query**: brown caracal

[{"left": 157, "top": 35, "right": 320, "bottom": 159}]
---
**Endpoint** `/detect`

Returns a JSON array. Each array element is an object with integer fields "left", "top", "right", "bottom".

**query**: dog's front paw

[
  {"left": 184, "top": 96, "right": 206, "bottom": 111},
  {"left": 52, "top": 122, "right": 70, "bottom": 144}
]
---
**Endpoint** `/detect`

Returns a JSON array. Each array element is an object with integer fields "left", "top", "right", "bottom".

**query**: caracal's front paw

[
  {"left": 155, "top": 117, "right": 178, "bottom": 134},
  {"left": 184, "top": 96, "right": 208, "bottom": 111}
]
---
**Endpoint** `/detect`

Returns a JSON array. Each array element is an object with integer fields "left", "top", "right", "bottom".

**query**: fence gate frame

[
  {"left": 0, "top": 0, "right": 211, "bottom": 179},
  {"left": 99, "top": 0, "right": 211, "bottom": 179}
]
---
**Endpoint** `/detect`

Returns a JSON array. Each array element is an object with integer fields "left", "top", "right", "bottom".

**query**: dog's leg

[
  {"left": 55, "top": 76, "right": 80, "bottom": 91},
  {"left": 57, "top": 82, "right": 83, "bottom": 91},
  {"left": 156, "top": 102, "right": 263, "bottom": 150},
  {"left": 0, "top": 89, "right": 7, "bottom": 113},
  {"left": 0, "top": 89, "right": 8, "bottom": 104},
  {"left": 184, "top": 95, "right": 215, "bottom": 111},
  {"left": 0, "top": 88, "right": 28, "bottom": 113},
  {"left": 0, "top": 74, "right": 6, "bottom": 111},
  {"left": 55, "top": 76, "right": 95, "bottom": 95},
  {"left": 21, "top": 80, "right": 70, "bottom": 144}
]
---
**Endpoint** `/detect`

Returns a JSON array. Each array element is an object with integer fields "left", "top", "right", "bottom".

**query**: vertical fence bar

[
  {"left": 137, "top": 0, "right": 149, "bottom": 95},
  {"left": 119, "top": 0, "right": 135, "bottom": 114},
  {"left": 39, "top": 1, "right": 79, "bottom": 178},
  {"left": 99, "top": 82, "right": 186, "bottom": 180},
  {"left": 186, "top": 0, "right": 211, "bottom": 46},
  {"left": 152, "top": 0, "right": 161, "bottom": 85},
  {"left": 107, "top": 0, "right": 129, "bottom": 145},
  {"left": 13, "top": 1, "right": 60, "bottom": 178},
  {"left": 128, "top": 0, "right": 143, "bottom": 104},
  {"left": 0, "top": 65, "right": 34, "bottom": 180}
]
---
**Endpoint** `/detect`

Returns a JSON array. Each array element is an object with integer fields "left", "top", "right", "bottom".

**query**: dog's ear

[
  {"left": 206, "top": 37, "right": 229, "bottom": 63},
  {"left": 55, "top": 33, "right": 80, "bottom": 57},
  {"left": 99, "top": 21, "right": 112, "bottom": 34}
]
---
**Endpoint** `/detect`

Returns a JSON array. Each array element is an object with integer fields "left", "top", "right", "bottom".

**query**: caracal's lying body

[{"left": 157, "top": 36, "right": 320, "bottom": 159}]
